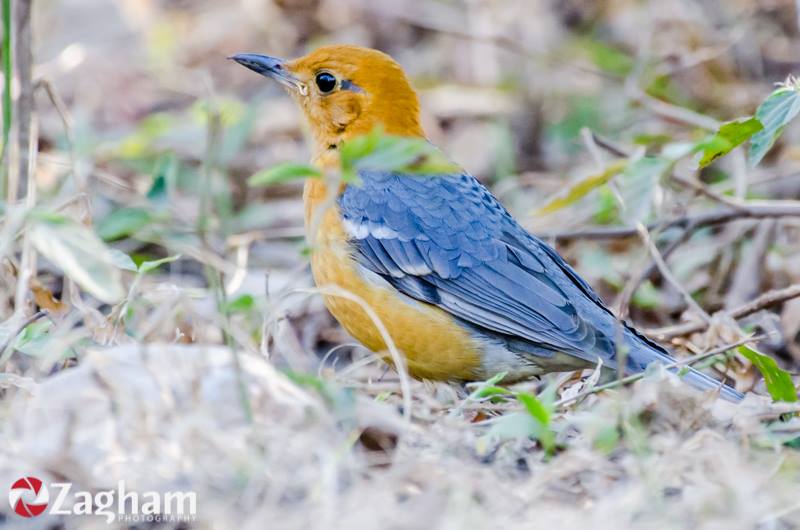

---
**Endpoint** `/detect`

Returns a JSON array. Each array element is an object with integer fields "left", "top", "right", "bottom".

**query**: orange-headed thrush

[{"left": 232, "top": 45, "right": 743, "bottom": 402}]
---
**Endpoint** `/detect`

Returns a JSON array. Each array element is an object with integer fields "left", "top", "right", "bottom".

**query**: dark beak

[{"left": 229, "top": 53, "right": 306, "bottom": 94}]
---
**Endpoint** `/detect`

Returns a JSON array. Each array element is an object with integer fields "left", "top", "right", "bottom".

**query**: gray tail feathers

[
  {"left": 677, "top": 366, "right": 744, "bottom": 403},
  {"left": 625, "top": 329, "right": 744, "bottom": 403}
]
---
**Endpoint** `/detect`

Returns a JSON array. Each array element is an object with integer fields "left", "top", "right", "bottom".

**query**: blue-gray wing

[{"left": 338, "top": 170, "right": 619, "bottom": 364}]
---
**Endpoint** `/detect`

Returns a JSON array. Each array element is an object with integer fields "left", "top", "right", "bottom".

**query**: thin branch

[
  {"left": 36, "top": 79, "right": 83, "bottom": 215},
  {"left": 669, "top": 172, "right": 746, "bottom": 210},
  {"left": 644, "top": 283, "right": 800, "bottom": 340},
  {"left": 13, "top": 0, "right": 32, "bottom": 201},
  {"left": 639, "top": 223, "right": 710, "bottom": 320},
  {"left": 589, "top": 133, "right": 630, "bottom": 158},
  {"left": 629, "top": 226, "right": 694, "bottom": 291},
  {"left": 0, "top": 310, "right": 45, "bottom": 363},
  {"left": 540, "top": 201, "right": 800, "bottom": 241},
  {"left": 629, "top": 88, "right": 720, "bottom": 130},
  {"left": 580, "top": 127, "right": 606, "bottom": 169}
]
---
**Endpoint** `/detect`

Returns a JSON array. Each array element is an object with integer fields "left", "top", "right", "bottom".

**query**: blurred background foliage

[
  {"left": 9, "top": 0, "right": 798, "bottom": 368},
  {"left": 1, "top": 1, "right": 800, "bottom": 528}
]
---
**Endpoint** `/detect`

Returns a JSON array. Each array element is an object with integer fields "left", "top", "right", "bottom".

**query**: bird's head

[{"left": 232, "top": 45, "right": 424, "bottom": 155}]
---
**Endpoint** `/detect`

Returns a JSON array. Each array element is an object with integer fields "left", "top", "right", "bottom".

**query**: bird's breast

[{"left": 302, "top": 178, "right": 483, "bottom": 381}]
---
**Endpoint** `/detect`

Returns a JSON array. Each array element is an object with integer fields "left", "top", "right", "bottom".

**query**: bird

[{"left": 231, "top": 45, "right": 743, "bottom": 402}]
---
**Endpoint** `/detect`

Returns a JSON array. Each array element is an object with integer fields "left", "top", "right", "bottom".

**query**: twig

[
  {"left": 724, "top": 220, "right": 776, "bottom": 309},
  {"left": 0, "top": 310, "right": 45, "bottom": 363},
  {"left": 624, "top": 226, "right": 693, "bottom": 294},
  {"left": 669, "top": 172, "right": 746, "bottom": 210},
  {"left": 614, "top": 221, "right": 709, "bottom": 325},
  {"left": 539, "top": 201, "right": 800, "bottom": 241},
  {"left": 644, "top": 283, "right": 800, "bottom": 340},
  {"left": 7, "top": 0, "right": 37, "bottom": 321},
  {"left": 580, "top": 127, "right": 606, "bottom": 170},
  {"left": 36, "top": 79, "right": 87, "bottom": 220},
  {"left": 13, "top": 0, "right": 32, "bottom": 201},
  {"left": 35, "top": 80, "right": 74, "bottom": 152},
  {"left": 653, "top": 41, "right": 739, "bottom": 78},
  {"left": 629, "top": 87, "right": 720, "bottom": 130},
  {"left": 12, "top": 98, "right": 38, "bottom": 320},
  {"left": 554, "top": 335, "right": 759, "bottom": 408},
  {"left": 636, "top": 223, "right": 711, "bottom": 321},
  {"left": 589, "top": 133, "right": 629, "bottom": 158}
]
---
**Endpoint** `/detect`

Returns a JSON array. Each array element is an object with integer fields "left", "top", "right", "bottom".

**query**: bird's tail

[
  {"left": 677, "top": 365, "right": 744, "bottom": 403},
  {"left": 624, "top": 329, "right": 744, "bottom": 403}
]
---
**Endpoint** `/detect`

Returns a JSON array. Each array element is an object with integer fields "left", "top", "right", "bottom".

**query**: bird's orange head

[{"left": 232, "top": 45, "right": 425, "bottom": 155}]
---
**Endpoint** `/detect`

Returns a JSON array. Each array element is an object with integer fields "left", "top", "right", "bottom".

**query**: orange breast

[{"left": 303, "top": 178, "right": 482, "bottom": 381}]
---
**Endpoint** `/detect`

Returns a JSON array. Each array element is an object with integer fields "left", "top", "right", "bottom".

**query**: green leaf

[
  {"left": 580, "top": 39, "right": 634, "bottom": 76},
  {"left": 221, "top": 294, "right": 255, "bottom": 314},
  {"left": 536, "top": 160, "right": 627, "bottom": 215},
  {"left": 148, "top": 174, "right": 167, "bottom": 200},
  {"left": 13, "top": 321, "right": 54, "bottom": 357},
  {"left": 485, "top": 412, "right": 541, "bottom": 440},
  {"left": 697, "top": 118, "right": 763, "bottom": 168},
  {"left": 632, "top": 280, "right": 660, "bottom": 309},
  {"left": 738, "top": 345, "right": 798, "bottom": 402},
  {"left": 592, "top": 186, "right": 619, "bottom": 224},
  {"left": 138, "top": 254, "right": 181, "bottom": 274},
  {"left": 515, "top": 391, "right": 556, "bottom": 454},
  {"left": 340, "top": 128, "right": 459, "bottom": 181},
  {"left": 28, "top": 213, "right": 125, "bottom": 304},
  {"left": 661, "top": 141, "right": 697, "bottom": 161},
  {"left": 339, "top": 128, "right": 383, "bottom": 168},
  {"left": 475, "top": 385, "right": 512, "bottom": 399},
  {"left": 108, "top": 249, "right": 138, "bottom": 272},
  {"left": 517, "top": 391, "right": 551, "bottom": 425},
  {"left": 147, "top": 153, "right": 178, "bottom": 201},
  {"left": 463, "top": 371, "right": 508, "bottom": 401},
  {"left": 97, "top": 207, "right": 157, "bottom": 241},
  {"left": 617, "top": 156, "right": 672, "bottom": 225},
  {"left": 248, "top": 163, "right": 321, "bottom": 187},
  {"left": 594, "top": 424, "right": 621, "bottom": 454},
  {"left": 749, "top": 83, "right": 800, "bottom": 166}
]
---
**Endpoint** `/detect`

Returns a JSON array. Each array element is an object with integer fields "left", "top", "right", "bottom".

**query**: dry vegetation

[{"left": 1, "top": 0, "right": 800, "bottom": 528}]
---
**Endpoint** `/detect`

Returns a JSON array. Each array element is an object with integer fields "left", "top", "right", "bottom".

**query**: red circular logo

[{"left": 9, "top": 476, "right": 49, "bottom": 518}]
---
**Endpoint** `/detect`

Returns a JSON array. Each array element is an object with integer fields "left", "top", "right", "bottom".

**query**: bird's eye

[{"left": 315, "top": 72, "right": 337, "bottom": 94}]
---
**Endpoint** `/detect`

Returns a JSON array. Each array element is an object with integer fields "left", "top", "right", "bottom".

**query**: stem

[
  {"left": 1, "top": 0, "right": 11, "bottom": 199},
  {"left": 644, "top": 283, "right": 800, "bottom": 340},
  {"left": 14, "top": 0, "right": 31, "bottom": 201}
]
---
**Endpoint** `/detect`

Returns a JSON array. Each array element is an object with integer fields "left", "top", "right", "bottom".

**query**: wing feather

[{"left": 338, "top": 170, "right": 617, "bottom": 363}]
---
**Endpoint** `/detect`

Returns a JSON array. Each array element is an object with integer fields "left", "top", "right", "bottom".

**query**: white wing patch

[{"left": 342, "top": 218, "right": 369, "bottom": 238}]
